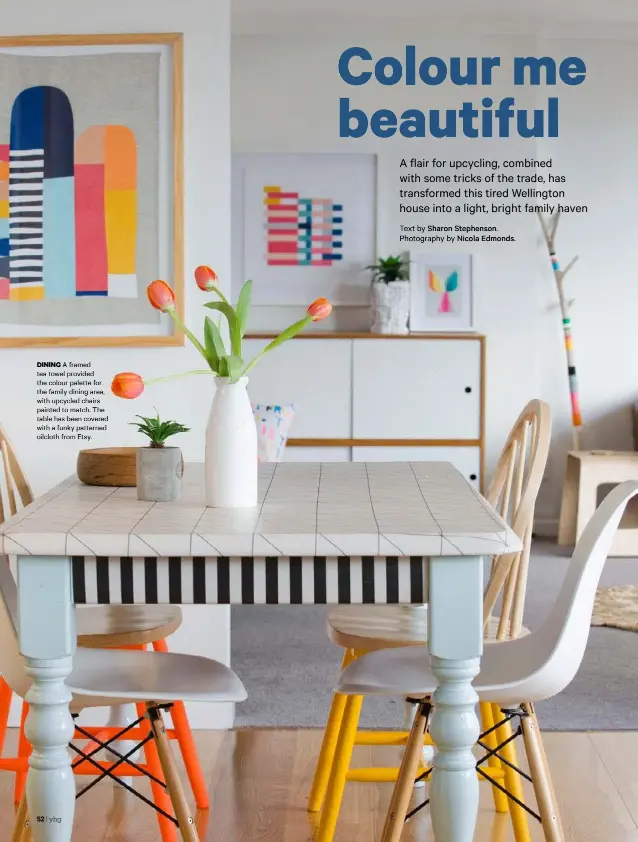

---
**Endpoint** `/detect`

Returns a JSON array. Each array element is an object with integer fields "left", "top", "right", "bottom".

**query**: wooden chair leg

[
  {"left": 12, "top": 791, "right": 28, "bottom": 842},
  {"left": 520, "top": 703, "right": 565, "bottom": 842},
  {"left": 380, "top": 700, "right": 430, "bottom": 842},
  {"left": 153, "top": 639, "right": 210, "bottom": 810},
  {"left": 308, "top": 648, "right": 356, "bottom": 813},
  {"left": 315, "top": 693, "right": 363, "bottom": 842},
  {"left": 137, "top": 702, "right": 178, "bottom": 842},
  {"left": 147, "top": 704, "right": 199, "bottom": 842},
  {"left": 20, "top": 813, "right": 32, "bottom": 842}
]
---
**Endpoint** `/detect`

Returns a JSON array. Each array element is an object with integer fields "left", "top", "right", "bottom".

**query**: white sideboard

[{"left": 244, "top": 333, "right": 485, "bottom": 489}]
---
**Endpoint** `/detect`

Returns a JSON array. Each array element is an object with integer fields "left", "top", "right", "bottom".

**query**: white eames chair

[
  {"left": 336, "top": 480, "right": 638, "bottom": 842},
  {"left": 0, "top": 555, "right": 246, "bottom": 842},
  {"left": 310, "top": 400, "right": 551, "bottom": 842}
]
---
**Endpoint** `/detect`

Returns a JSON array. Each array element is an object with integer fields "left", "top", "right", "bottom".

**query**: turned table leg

[
  {"left": 17, "top": 557, "right": 76, "bottom": 842},
  {"left": 428, "top": 556, "right": 483, "bottom": 842}
]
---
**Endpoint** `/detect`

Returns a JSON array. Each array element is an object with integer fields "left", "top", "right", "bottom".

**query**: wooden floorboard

[
  {"left": 590, "top": 732, "right": 638, "bottom": 830},
  {"left": 1, "top": 729, "right": 637, "bottom": 841}
]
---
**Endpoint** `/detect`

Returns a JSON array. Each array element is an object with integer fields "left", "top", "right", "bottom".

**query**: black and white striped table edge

[{"left": 70, "top": 556, "right": 429, "bottom": 605}]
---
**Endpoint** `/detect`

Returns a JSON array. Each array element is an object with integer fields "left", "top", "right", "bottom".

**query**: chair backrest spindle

[
  {"left": 0, "top": 554, "right": 31, "bottom": 699},
  {"left": 0, "top": 426, "right": 33, "bottom": 523},
  {"left": 0, "top": 427, "right": 37, "bottom": 697},
  {"left": 482, "top": 400, "right": 551, "bottom": 636}
]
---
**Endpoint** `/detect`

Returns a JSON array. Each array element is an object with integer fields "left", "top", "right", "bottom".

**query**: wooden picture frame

[{"left": 0, "top": 33, "right": 184, "bottom": 347}]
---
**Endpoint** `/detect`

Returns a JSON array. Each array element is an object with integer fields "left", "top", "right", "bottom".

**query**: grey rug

[{"left": 231, "top": 541, "right": 638, "bottom": 731}]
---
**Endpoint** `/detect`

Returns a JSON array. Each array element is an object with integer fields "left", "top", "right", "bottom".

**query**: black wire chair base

[
  {"left": 69, "top": 702, "right": 181, "bottom": 827},
  {"left": 404, "top": 703, "right": 541, "bottom": 824}
]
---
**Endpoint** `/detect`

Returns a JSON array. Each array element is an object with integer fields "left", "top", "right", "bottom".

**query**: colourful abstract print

[
  {"left": 428, "top": 268, "right": 459, "bottom": 313},
  {"left": 263, "top": 185, "right": 343, "bottom": 267},
  {"left": 0, "top": 85, "right": 136, "bottom": 301}
]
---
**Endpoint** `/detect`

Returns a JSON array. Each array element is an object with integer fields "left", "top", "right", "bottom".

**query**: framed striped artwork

[
  {"left": 232, "top": 153, "right": 377, "bottom": 306},
  {"left": 0, "top": 33, "right": 184, "bottom": 347}
]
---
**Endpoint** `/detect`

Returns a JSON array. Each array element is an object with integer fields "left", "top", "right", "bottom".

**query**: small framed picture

[{"left": 409, "top": 253, "right": 474, "bottom": 332}]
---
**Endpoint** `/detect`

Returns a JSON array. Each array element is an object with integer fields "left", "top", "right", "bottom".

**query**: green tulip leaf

[
  {"left": 204, "top": 301, "right": 241, "bottom": 357},
  {"left": 224, "top": 354, "right": 245, "bottom": 382},
  {"left": 241, "top": 315, "right": 312, "bottom": 378},
  {"left": 235, "top": 280, "right": 252, "bottom": 339},
  {"left": 217, "top": 356, "right": 229, "bottom": 377},
  {"left": 204, "top": 316, "right": 226, "bottom": 372},
  {"left": 262, "top": 316, "right": 311, "bottom": 354}
]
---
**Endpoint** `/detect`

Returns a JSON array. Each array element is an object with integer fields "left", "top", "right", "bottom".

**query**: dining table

[{"left": 0, "top": 460, "right": 521, "bottom": 842}]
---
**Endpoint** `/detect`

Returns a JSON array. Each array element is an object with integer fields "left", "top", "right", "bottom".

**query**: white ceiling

[{"left": 231, "top": 0, "right": 638, "bottom": 36}]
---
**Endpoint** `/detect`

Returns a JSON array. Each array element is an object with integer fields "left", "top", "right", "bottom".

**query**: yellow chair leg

[
  {"left": 480, "top": 701, "right": 509, "bottom": 814},
  {"left": 493, "top": 704, "right": 531, "bottom": 842},
  {"left": 308, "top": 649, "right": 356, "bottom": 813},
  {"left": 315, "top": 694, "right": 363, "bottom": 842}
]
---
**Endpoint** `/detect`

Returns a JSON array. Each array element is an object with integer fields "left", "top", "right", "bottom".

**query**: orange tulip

[
  {"left": 111, "top": 372, "right": 145, "bottom": 399},
  {"left": 147, "top": 280, "right": 176, "bottom": 312},
  {"left": 194, "top": 265, "right": 219, "bottom": 292},
  {"left": 307, "top": 297, "right": 332, "bottom": 322}
]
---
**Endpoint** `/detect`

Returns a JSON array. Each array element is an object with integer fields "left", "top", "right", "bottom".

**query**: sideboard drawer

[
  {"left": 352, "top": 338, "right": 481, "bottom": 440},
  {"left": 244, "top": 339, "right": 352, "bottom": 437},
  {"left": 352, "top": 446, "right": 481, "bottom": 488}
]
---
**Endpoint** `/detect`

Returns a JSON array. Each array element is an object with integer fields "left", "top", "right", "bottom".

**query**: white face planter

[{"left": 370, "top": 280, "right": 411, "bottom": 335}]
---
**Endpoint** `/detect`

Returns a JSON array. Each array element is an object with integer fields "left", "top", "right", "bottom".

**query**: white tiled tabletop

[{"left": 0, "top": 461, "right": 522, "bottom": 558}]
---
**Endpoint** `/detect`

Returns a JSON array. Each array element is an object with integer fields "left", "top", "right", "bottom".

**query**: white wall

[
  {"left": 3, "top": 0, "right": 233, "bottom": 728},
  {"left": 232, "top": 32, "right": 638, "bottom": 527}
]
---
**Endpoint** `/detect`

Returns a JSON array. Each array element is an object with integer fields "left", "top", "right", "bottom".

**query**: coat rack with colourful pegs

[{"left": 537, "top": 210, "right": 582, "bottom": 450}]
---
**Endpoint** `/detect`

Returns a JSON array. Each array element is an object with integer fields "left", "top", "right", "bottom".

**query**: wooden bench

[{"left": 558, "top": 451, "right": 638, "bottom": 555}]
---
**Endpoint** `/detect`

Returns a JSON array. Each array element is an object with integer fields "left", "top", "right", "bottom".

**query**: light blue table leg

[
  {"left": 428, "top": 555, "right": 483, "bottom": 842},
  {"left": 17, "top": 556, "right": 76, "bottom": 842}
]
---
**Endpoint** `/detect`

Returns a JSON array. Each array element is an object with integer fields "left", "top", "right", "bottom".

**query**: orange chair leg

[
  {"left": 0, "top": 676, "right": 13, "bottom": 755},
  {"left": 136, "top": 703, "right": 179, "bottom": 842},
  {"left": 14, "top": 702, "right": 30, "bottom": 805},
  {"left": 152, "top": 638, "right": 209, "bottom": 810}
]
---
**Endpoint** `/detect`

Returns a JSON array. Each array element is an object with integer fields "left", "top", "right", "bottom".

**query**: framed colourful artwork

[
  {"left": 409, "top": 252, "right": 474, "bottom": 332},
  {"left": 232, "top": 153, "right": 377, "bottom": 305},
  {"left": 0, "top": 33, "right": 183, "bottom": 347}
]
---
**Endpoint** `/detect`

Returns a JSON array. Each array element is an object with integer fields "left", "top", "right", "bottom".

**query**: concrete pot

[{"left": 136, "top": 446, "right": 184, "bottom": 502}]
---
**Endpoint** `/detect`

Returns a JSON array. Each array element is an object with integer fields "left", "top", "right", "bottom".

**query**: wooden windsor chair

[
  {"left": 309, "top": 399, "right": 552, "bottom": 842},
  {"left": 0, "top": 425, "right": 207, "bottom": 842}
]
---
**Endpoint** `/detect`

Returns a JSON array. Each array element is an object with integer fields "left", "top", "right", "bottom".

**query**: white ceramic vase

[
  {"left": 370, "top": 280, "right": 411, "bottom": 334},
  {"left": 205, "top": 376, "right": 258, "bottom": 508}
]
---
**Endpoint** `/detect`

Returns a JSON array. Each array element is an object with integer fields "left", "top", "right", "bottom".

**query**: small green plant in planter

[
  {"left": 366, "top": 254, "right": 410, "bottom": 284},
  {"left": 131, "top": 413, "right": 190, "bottom": 447},
  {"left": 132, "top": 411, "right": 190, "bottom": 502},
  {"left": 367, "top": 254, "right": 411, "bottom": 334}
]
